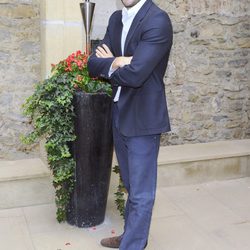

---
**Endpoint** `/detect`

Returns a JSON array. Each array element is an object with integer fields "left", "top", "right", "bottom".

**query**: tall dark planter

[{"left": 66, "top": 91, "right": 113, "bottom": 228}]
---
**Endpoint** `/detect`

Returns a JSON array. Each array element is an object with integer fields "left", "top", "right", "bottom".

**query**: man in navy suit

[{"left": 88, "top": 0, "right": 173, "bottom": 249}]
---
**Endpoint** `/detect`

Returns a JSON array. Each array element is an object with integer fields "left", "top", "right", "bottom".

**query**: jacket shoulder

[
  {"left": 143, "top": 3, "right": 172, "bottom": 30},
  {"left": 108, "top": 10, "right": 122, "bottom": 23},
  {"left": 149, "top": 2, "right": 172, "bottom": 22}
]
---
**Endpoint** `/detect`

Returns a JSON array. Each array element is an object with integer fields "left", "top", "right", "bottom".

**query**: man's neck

[{"left": 123, "top": 0, "right": 147, "bottom": 13}]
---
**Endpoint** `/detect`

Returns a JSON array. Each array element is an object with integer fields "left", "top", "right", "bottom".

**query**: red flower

[
  {"left": 76, "top": 50, "right": 82, "bottom": 56},
  {"left": 77, "top": 60, "right": 83, "bottom": 68},
  {"left": 48, "top": 50, "right": 110, "bottom": 93},
  {"left": 65, "top": 66, "right": 72, "bottom": 72}
]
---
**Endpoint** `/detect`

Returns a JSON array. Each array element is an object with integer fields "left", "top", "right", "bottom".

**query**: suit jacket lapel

[
  {"left": 124, "top": 0, "right": 153, "bottom": 55},
  {"left": 113, "top": 11, "right": 123, "bottom": 56}
]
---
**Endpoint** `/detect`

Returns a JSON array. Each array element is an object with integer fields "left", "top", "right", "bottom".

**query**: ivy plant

[
  {"left": 21, "top": 51, "right": 111, "bottom": 222},
  {"left": 113, "top": 165, "right": 127, "bottom": 218}
]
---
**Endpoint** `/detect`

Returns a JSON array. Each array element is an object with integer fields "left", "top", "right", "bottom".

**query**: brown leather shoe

[{"left": 100, "top": 235, "right": 122, "bottom": 248}]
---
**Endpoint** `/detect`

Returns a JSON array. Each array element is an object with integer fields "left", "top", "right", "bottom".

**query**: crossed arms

[
  {"left": 87, "top": 11, "right": 173, "bottom": 88},
  {"left": 95, "top": 44, "right": 132, "bottom": 73}
]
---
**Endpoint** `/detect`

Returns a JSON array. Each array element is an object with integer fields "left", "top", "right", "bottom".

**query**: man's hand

[
  {"left": 96, "top": 44, "right": 114, "bottom": 58},
  {"left": 112, "top": 56, "right": 133, "bottom": 70},
  {"left": 95, "top": 43, "right": 133, "bottom": 71}
]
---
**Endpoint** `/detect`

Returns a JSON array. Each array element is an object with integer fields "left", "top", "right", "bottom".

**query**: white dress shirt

[{"left": 111, "top": 0, "right": 147, "bottom": 102}]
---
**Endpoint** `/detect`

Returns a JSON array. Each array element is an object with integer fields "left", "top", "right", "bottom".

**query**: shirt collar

[{"left": 122, "top": 0, "right": 147, "bottom": 19}]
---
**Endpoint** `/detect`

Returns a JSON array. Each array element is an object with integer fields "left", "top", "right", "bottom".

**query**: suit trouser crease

[{"left": 112, "top": 103, "right": 160, "bottom": 250}]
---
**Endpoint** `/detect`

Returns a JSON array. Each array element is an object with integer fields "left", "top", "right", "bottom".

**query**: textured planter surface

[{"left": 66, "top": 91, "right": 113, "bottom": 227}]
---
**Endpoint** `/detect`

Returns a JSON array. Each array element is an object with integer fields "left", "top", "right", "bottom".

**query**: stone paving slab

[
  {"left": 158, "top": 139, "right": 250, "bottom": 164},
  {"left": 0, "top": 158, "right": 50, "bottom": 182},
  {"left": 0, "top": 177, "right": 249, "bottom": 250},
  {"left": 0, "top": 177, "right": 55, "bottom": 209}
]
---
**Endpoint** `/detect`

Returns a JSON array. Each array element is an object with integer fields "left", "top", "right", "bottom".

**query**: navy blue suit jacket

[{"left": 88, "top": 0, "right": 173, "bottom": 137}]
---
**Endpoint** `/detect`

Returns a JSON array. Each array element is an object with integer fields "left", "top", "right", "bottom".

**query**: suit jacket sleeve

[
  {"left": 109, "top": 12, "right": 173, "bottom": 88},
  {"left": 87, "top": 13, "right": 117, "bottom": 79}
]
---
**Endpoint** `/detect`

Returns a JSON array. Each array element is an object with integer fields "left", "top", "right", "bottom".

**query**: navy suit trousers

[{"left": 112, "top": 103, "right": 160, "bottom": 250}]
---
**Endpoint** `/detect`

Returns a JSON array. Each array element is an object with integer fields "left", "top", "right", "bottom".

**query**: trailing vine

[
  {"left": 21, "top": 51, "right": 111, "bottom": 222},
  {"left": 113, "top": 165, "right": 126, "bottom": 218}
]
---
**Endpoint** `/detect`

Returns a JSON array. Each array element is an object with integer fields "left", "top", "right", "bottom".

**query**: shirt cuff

[{"left": 108, "top": 63, "right": 117, "bottom": 77}]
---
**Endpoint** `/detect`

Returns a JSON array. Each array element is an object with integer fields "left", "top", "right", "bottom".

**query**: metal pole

[{"left": 80, "top": 0, "right": 95, "bottom": 55}]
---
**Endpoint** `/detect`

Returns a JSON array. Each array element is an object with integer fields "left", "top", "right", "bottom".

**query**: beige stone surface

[
  {"left": 151, "top": 215, "right": 221, "bottom": 250},
  {"left": 0, "top": 158, "right": 50, "bottom": 181},
  {"left": 0, "top": 216, "right": 34, "bottom": 250},
  {"left": 1, "top": 177, "right": 250, "bottom": 250},
  {"left": 0, "top": 4, "right": 38, "bottom": 19},
  {"left": 42, "top": 23, "right": 65, "bottom": 76},
  {"left": 40, "top": 0, "right": 85, "bottom": 78},
  {"left": 0, "top": 177, "right": 54, "bottom": 209},
  {"left": 159, "top": 139, "right": 250, "bottom": 164},
  {"left": 43, "top": 0, "right": 64, "bottom": 20},
  {"left": 64, "top": 0, "right": 84, "bottom": 22},
  {"left": 187, "top": 0, "right": 250, "bottom": 16},
  {"left": 63, "top": 25, "right": 84, "bottom": 57},
  {"left": 157, "top": 139, "right": 250, "bottom": 186},
  {"left": 0, "top": 138, "right": 249, "bottom": 209},
  {"left": 0, "top": 0, "right": 41, "bottom": 160},
  {"left": 162, "top": 185, "right": 243, "bottom": 233},
  {"left": 0, "top": 158, "right": 53, "bottom": 209},
  {"left": 157, "top": 156, "right": 250, "bottom": 187},
  {"left": 202, "top": 178, "right": 250, "bottom": 221},
  {"left": 152, "top": 189, "right": 184, "bottom": 219}
]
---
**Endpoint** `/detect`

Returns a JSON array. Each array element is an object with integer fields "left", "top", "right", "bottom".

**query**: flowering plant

[
  {"left": 21, "top": 50, "right": 111, "bottom": 222},
  {"left": 51, "top": 50, "right": 111, "bottom": 95}
]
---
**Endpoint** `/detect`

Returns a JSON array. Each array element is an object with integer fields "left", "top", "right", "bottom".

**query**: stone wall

[
  {"left": 0, "top": 0, "right": 41, "bottom": 159},
  {"left": 156, "top": 0, "right": 250, "bottom": 145},
  {"left": 0, "top": 0, "right": 249, "bottom": 160}
]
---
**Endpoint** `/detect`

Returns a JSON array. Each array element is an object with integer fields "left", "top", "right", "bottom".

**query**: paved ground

[{"left": 0, "top": 177, "right": 250, "bottom": 250}]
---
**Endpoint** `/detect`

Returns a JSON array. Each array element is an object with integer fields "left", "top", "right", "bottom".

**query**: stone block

[
  {"left": 43, "top": 24, "right": 64, "bottom": 75},
  {"left": 236, "top": 38, "right": 250, "bottom": 48},
  {"left": 158, "top": 156, "right": 250, "bottom": 187},
  {"left": 0, "top": 177, "right": 54, "bottom": 209},
  {"left": 0, "top": 4, "right": 38, "bottom": 19},
  {"left": 187, "top": 0, "right": 249, "bottom": 16},
  {"left": 63, "top": 25, "right": 84, "bottom": 56},
  {"left": 157, "top": 139, "right": 250, "bottom": 186},
  {"left": 0, "top": 158, "right": 53, "bottom": 208},
  {"left": 64, "top": 0, "right": 83, "bottom": 22},
  {"left": 43, "top": 0, "right": 63, "bottom": 20},
  {"left": 228, "top": 59, "right": 248, "bottom": 68}
]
